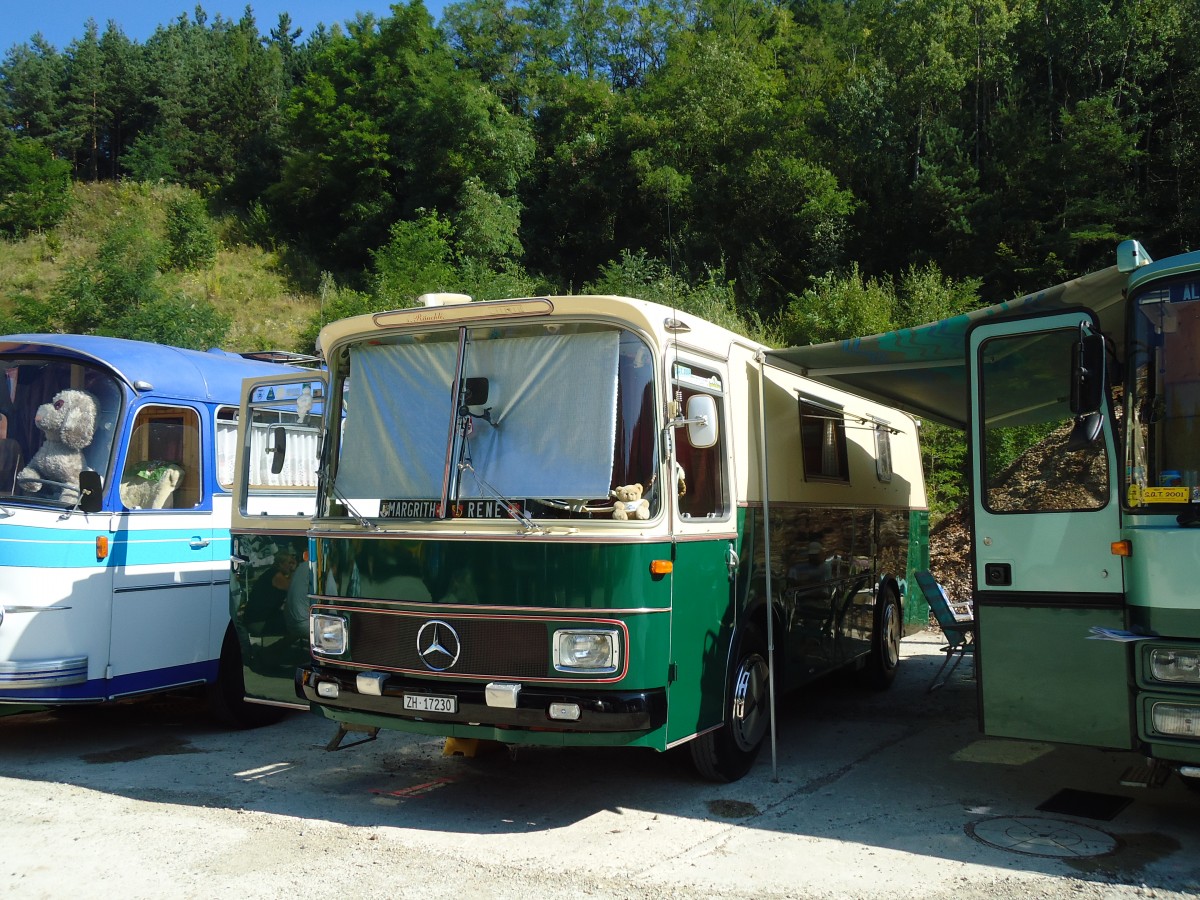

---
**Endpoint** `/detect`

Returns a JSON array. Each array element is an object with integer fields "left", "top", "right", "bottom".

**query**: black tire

[
  {"left": 859, "top": 586, "right": 901, "bottom": 690},
  {"left": 1180, "top": 772, "right": 1200, "bottom": 793},
  {"left": 689, "top": 623, "right": 771, "bottom": 782},
  {"left": 207, "top": 626, "right": 287, "bottom": 729}
]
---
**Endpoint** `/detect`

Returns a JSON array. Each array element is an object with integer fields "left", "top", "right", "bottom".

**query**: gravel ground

[{"left": 1, "top": 633, "right": 1197, "bottom": 900}]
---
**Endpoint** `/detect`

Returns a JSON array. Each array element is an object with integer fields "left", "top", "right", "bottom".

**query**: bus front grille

[{"left": 346, "top": 610, "right": 549, "bottom": 679}]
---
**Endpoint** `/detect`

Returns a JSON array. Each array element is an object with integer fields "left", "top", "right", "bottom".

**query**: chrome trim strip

[
  {"left": 2, "top": 605, "right": 72, "bottom": 613},
  {"left": 0, "top": 656, "right": 88, "bottom": 688},
  {"left": 245, "top": 697, "right": 309, "bottom": 711},
  {"left": 309, "top": 596, "right": 670, "bottom": 616}
]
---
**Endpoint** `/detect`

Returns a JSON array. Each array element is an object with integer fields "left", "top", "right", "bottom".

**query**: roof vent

[{"left": 419, "top": 293, "right": 473, "bottom": 307}]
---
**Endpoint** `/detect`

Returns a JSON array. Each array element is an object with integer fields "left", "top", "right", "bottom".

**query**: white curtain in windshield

[
  {"left": 458, "top": 330, "right": 618, "bottom": 498},
  {"left": 337, "top": 341, "right": 459, "bottom": 499},
  {"left": 336, "top": 330, "right": 619, "bottom": 501}
]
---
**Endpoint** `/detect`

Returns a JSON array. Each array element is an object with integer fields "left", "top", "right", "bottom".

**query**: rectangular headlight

[
  {"left": 1149, "top": 648, "right": 1200, "bottom": 684},
  {"left": 553, "top": 629, "right": 619, "bottom": 673},
  {"left": 310, "top": 613, "right": 347, "bottom": 655},
  {"left": 1151, "top": 701, "right": 1200, "bottom": 738}
]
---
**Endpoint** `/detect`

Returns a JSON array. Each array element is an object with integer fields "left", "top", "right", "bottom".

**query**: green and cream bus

[{"left": 231, "top": 294, "right": 927, "bottom": 780}]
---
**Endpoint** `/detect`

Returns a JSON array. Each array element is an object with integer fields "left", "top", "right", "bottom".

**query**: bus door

[
  {"left": 665, "top": 354, "right": 739, "bottom": 742},
  {"left": 109, "top": 402, "right": 215, "bottom": 690},
  {"left": 968, "top": 312, "right": 1133, "bottom": 749},
  {"left": 230, "top": 373, "right": 325, "bottom": 706}
]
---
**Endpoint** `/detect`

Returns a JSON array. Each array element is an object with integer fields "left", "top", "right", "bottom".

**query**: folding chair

[{"left": 913, "top": 570, "right": 975, "bottom": 692}]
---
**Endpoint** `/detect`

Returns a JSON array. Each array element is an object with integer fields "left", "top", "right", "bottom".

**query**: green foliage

[
  {"left": 165, "top": 192, "right": 218, "bottom": 271},
  {"left": 921, "top": 420, "right": 969, "bottom": 525},
  {"left": 777, "top": 264, "right": 896, "bottom": 347},
  {"left": 0, "top": 133, "right": 72, "bottom": 237},
  {"left": 583, "top": 249, "right": 759, "bottom": 338},
  {"left": 9, "top": 206, "right": 227, "bottom": 350},
  {"left": 370, "top": 213, "right": 460, "bottom": 309}
]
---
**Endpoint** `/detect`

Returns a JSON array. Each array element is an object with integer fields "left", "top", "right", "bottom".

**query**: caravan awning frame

[{"left": 763, "top": 266, "right": 1128, "bottom": 428}]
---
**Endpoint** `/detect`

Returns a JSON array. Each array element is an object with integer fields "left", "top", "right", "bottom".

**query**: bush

[
  {"left": 0, "top": 134, "right": 72, "bottom": 238},
  {"left": 166, "top": 192, "right": 219, "bottom": 271}
]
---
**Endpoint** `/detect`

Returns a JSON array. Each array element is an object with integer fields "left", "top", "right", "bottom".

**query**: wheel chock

[
  {"left": 443, "top": 737, "right": 503, "bottom": 758},
  {"left": 443, "top": 737, "right": 479, "bottom": 757}
]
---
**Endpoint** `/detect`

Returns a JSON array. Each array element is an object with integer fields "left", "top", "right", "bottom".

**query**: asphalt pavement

[{"left": 0, "top": 631, "right": 1196, "bottom": 899}]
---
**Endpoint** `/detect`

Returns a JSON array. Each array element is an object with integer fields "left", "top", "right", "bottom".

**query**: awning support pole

[{"left": 756, "top": 350, "right": 779, "bottom": 783}]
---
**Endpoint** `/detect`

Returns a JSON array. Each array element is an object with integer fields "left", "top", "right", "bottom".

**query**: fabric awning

[{"left": 764, "top": 265, "right": 1128, "bottom": 428}]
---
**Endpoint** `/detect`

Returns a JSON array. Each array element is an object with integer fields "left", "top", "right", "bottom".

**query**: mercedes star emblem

[{"left": 416, "top": 619, "right": 462, "bottom": 671}]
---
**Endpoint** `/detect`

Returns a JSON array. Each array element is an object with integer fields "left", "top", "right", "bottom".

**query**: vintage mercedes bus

[
  {"left": 233, "top": 294, "right": 927, "bottom": 779},
  {"left": 0, "top": 334, "right": 308, "bottom": 723}
]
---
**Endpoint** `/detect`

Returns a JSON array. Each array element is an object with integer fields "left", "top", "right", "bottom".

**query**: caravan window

[{"left": 799, "top": 397, "right": 850, "bottom": 482}]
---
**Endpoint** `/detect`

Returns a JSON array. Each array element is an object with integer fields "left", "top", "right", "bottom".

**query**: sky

[{"left": 1, "top": 1, "right": 450, "bottom": 53}]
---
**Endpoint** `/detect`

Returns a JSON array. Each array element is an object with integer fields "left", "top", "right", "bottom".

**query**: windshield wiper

[{"left": 457, "top": 448, "right": 543, "bottom": 534}]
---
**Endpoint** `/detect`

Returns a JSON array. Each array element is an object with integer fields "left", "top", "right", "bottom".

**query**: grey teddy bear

[{"left": 17, "top": 389, "right": 98, "bottom": 504}]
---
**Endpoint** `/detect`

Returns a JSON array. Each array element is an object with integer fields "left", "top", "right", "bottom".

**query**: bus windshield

[
  {"left": 0, "top": 354, "right": 122, "bottom": 504},
  {"left": 1127, "top": 277, "right": 1200, "bottom": 505},
  {"left": 323, "top": 321, "right": 659, "bottom": 522}
]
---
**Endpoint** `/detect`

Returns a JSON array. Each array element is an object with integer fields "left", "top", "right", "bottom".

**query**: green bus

[
  {"left": 229, "top": 293, "right": 927, "bottom": 781},
  {"left": 773, "top": 240, "right": 1200, "bottom": 789}
]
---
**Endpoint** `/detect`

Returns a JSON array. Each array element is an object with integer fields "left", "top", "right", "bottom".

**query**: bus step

[{"left": 1118, "top": 761, "right": 1171, "bottom": 789}]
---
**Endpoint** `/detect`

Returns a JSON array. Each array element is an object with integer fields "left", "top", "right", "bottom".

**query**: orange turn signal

[
  {"left": 649, "top": 559, "right": 673, "bottom": 575},
  {"left": 1110, "top": 540, "right": 1132, "bottom": 557},
  {"left": 96, "top": 535, "right": 109, "bottom": 560}
]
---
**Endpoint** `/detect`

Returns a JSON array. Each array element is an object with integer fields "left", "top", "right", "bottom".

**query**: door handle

[{"left": 190, "top": 537, "right": 211, "bottom": 549}]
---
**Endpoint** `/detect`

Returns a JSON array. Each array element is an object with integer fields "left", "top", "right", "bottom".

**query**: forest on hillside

[{"left": 3, "top": 0, "right": 1196, "bottom": 334}]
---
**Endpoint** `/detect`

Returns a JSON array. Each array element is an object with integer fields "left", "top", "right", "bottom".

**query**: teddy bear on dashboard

[{"left": 610, "top": 483, "right": 650, "bottom": 520}]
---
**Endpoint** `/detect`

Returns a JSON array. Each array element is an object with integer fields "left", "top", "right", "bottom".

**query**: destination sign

[{"left": 378, "top": 498, "right": 522, "bottom": 520}]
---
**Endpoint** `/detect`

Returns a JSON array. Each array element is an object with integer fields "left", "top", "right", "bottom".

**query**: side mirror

[
  {"left": 270, "top": 425, "right": 287, "bottom": 475},
  {"left": 685, "top": 394, "right": 719, "bottom": 448},
  {"left": 1070, "top": 329, "right": 1106, "bottom": 416},
  {"left": 78, "top": 470, "right": 103, "bottom": 513},
  {"left": 1065, "top": 411, "right": 1105, "bottom": 451}
]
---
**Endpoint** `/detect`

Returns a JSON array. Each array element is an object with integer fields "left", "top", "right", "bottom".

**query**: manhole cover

[{"left": 966, "top": 815, "right": 1120, "bottom": 858}]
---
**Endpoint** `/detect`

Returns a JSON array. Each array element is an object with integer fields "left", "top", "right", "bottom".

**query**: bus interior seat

[{"left": 120, "top": 460, "right": 185, "bottom": 509}]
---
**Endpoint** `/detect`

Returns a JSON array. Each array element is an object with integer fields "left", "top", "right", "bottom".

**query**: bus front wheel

[
  {"left": 208, "top": 626, "right": 287, "bottom": 729},
  {"left": 689, "top": 624, "right": 770, "bottom": 782}
]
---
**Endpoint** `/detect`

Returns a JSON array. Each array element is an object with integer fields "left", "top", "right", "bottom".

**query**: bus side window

[
  {"left": 120, "top": 406, "right": 202, "bottom": 510},
  {"left": 676, "top": 386, "right": 728, "bottom": 519}
]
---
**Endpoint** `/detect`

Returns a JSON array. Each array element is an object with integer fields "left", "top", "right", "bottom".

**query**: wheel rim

[
  {"left": 730, "top": 652, "right": 770, "bottom": 751},
  {"left": 881, "top": 599, "right": 900, "bottom": 670}
]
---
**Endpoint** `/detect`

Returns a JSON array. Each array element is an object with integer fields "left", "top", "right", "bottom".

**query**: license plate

[{"left": 403, "top": 693, "right": 457, "bottom": 714}]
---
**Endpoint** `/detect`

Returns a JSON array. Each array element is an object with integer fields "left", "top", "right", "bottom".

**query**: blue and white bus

[{"left": 0, "top": 334, "right": 310, "bottom": 724}]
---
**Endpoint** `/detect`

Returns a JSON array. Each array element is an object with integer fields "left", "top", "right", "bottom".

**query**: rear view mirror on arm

[
  {"left": 685, "top": 394, "right": 719, "bottom": 448},
  {"left": 269, "top": 426, "right": 287, "bottom": 475},
  {"left": 1070, "top": 328, "right": 1106, "bottom": 416},
  {"left": 1067, "top": 325, "right": 1106, "bottom": 450}
]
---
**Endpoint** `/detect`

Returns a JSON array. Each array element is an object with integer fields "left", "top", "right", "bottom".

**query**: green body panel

[
  {"left": 1122, "top": 521, "right": 1200, "bottom": 619},
  {"left": 665, "top": 523, "right": 742, "bottom": 745},
  {"left": 232, "top": 532, "right": 311, "bottom": 707},
  {"left": 978, "top": 604, "right": 1134, "bottom": 749},
  {"left": 904, "top": 510, "right": 931, "bottom": 630}
]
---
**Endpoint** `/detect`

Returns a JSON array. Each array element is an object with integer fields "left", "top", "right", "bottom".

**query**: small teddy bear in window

[{"left": 611, "top": 483, "right": 650, "bottom": 520}]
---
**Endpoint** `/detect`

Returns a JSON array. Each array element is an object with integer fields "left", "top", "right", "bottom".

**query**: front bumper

[{"left": 298, "top": 665, "right": 666, "bottom": 734}]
